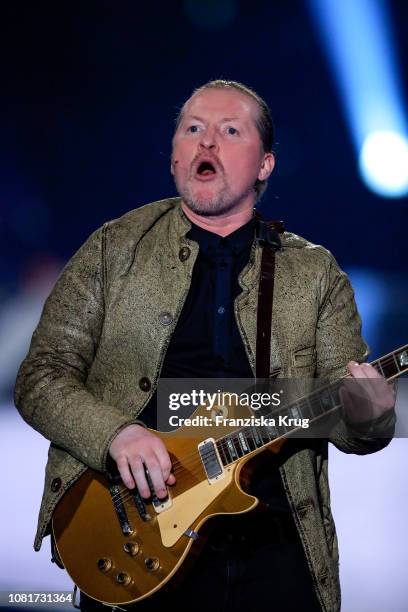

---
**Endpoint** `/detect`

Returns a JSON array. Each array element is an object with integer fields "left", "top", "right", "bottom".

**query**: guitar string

[
  {"left": 110, "top": 353, "right": 402, "bottom": 507},
  {"left": 111, "top": 364, "right": 400, "bottom": 509},
  {"left": 110, "top": 353, "right": 401, "bottom": 506},
  {"left": 110, "top": 399, "right": 345, "bottom": 511},
  {"left": 115, "top": 352, "right": 398, "bottom": 484}
]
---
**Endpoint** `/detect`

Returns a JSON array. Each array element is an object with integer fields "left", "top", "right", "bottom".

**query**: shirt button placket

[{"left": 214, "top": 243, "right": 233, "bottom": 364}]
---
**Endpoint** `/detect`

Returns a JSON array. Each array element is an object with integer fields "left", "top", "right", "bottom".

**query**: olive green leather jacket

[{"left": 15, "top": 197, "right": 394, "bottom": 612}]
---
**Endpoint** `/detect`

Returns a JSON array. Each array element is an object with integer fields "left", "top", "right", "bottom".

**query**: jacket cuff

[
  {"left": 343, "top": 407, "right": 396, "bottom": 439},
  {"left": 101, "top": 419, "right": 148, "bottom": 475}
]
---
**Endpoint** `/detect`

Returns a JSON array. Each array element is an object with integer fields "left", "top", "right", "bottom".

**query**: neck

[{"left": 181, "top": 201, "right": 254, "bottom": 237}]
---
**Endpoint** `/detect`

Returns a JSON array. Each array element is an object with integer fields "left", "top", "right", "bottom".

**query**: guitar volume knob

[
  {"left": 123, "top": 542, "right": 140, "bottom": 556},
  {"left": 97, "top": 558, "right": 112, "bottom": 573},
  {"left": 116, "top": 572, "right": 132, "bottom": 585},
  {"left": 144, "top": 557, "right": 160, "bottom": 571}
]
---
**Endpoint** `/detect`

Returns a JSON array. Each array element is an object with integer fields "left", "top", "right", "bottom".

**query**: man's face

[{"left": 171, "top": 88, "right": 274, "bottom": 216}]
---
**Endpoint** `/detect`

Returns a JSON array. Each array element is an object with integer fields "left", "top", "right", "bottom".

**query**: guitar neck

[
  {"left": 215, "top": 345, "right": 408, "bottom": 467},
  {"left": 371, "top": 345, "right": 408, "bottom": 380}
]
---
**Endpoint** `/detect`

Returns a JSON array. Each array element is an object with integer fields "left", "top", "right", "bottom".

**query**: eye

[
  {"left": 226, "top": 126, "right": 238, "bottom": 135},
  {"left": 187, "top": 125, "right": 200, "bottom": 133}
]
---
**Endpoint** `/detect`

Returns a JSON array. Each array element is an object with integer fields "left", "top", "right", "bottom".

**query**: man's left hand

[{"left": 341, "top": 361, "right": 396, "bottom": 424}]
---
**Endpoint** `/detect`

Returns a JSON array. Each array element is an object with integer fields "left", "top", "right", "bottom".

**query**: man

[{"left": 15, "top": 80, "right": 395, "bottom": 612}]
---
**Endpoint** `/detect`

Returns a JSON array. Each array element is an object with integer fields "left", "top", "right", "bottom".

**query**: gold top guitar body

[{"left": 52, "top": 403, "right": 285, "bottom": 606}]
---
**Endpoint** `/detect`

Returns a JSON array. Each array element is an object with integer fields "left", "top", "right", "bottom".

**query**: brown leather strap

[{"left": 255, "top": 214, "right": 284, "bottom": 380}]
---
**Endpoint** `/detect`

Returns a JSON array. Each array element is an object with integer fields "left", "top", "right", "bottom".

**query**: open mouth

[{"left": 196, "top": 160, "right": 217, "bottom": 176}]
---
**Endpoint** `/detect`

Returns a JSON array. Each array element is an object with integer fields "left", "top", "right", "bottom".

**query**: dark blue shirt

[
  {"left": 160, "top": 216, "right": 255, "bottom": 379},
  {"left": 140, "top": 216, "right": 291, "bottom": 513}
]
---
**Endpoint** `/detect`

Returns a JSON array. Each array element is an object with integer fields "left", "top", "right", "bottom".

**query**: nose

[{"left": 198, "top": 126, "right": 218, "bottom": 151}]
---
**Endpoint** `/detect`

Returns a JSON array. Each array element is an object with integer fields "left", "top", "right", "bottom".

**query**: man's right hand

[{"left": 109, "top": 424, "right": 176, "bottom": 499}]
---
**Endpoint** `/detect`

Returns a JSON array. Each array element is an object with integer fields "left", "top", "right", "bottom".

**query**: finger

[
  {"left": 129, "top": 455, "right": 150, "bottom": 498},
  {"left": 361, "top": 363, "right": 382, "bottom": 378},
  {"left": 153, "top": 443, "right": 174, "bottom": 482},
  {"left": 144, "top": 453, "right": 167, "bottom": 499},
  {"left": 349, "top": 362, "right": 391, "bottom": 398},
  {"left": 347, "top": 361, "right": 370, "bottom": 378},
  {"left": 166, "top": 473, "right": 176, "bottom": 486},
  {"left": 339, "top": 385, "right": 357, "bottom": 414},
  {"left": 116, "top": 455, "right": 136, "bottom": 489}
]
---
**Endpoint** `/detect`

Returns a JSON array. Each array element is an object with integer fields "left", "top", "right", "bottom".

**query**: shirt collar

[{"left": 186, "top": 215, "right": 256, "bottom": 256}]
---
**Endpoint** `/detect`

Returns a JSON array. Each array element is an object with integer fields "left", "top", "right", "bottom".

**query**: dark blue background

[{"left": 1, "top": 0, "right": 407, "bottom": 367}]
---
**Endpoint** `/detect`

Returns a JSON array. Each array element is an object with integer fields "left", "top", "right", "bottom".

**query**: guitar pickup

[
  {"left": 198, "top": 438, "right": 225, "bottom": 484},
  {"left": 109, "top": 484, "right": 133, "bottom": 535}
]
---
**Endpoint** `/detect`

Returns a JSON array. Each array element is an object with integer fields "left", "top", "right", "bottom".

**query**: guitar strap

[{"left": 254, "top": 212, "right": 284, "bottom": 380}]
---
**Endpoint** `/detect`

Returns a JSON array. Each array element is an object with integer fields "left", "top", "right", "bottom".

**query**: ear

[{"left": 258, "top": 152, "right": 275, "bottom": 182}]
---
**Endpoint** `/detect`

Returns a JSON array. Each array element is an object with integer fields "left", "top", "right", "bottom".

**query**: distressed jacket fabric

[{"left": 15, "top": 197, "right": 394, "bottom": 612}]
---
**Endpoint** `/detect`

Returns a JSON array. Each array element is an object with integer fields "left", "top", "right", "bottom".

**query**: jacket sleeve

[
  {"left": 14, "top": 225, "right": 140, "bottom": 472},
  {"left": 315, "top": 252, "right": 396, "bottom": 454}
]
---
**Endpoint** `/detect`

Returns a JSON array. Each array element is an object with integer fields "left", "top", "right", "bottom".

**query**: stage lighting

[
  {"left": 359, "top": 131, "right": 408, "bottom": 198},
  {"left": 307, "top": 0, "right": 408, "bottom": 200}
]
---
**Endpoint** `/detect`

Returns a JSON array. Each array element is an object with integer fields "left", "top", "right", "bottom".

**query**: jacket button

[
  {"left": 139, "top": 377, "right": 151, "bottom": 392},
  {"left": 179, "top": 247, "right": 191, "bottom": 262},
  {"left": 159, "top": 312, "right": 173, "bottom": 326},
  {"left": 51, "top": 477, "right": 62, "bottom": 492}
]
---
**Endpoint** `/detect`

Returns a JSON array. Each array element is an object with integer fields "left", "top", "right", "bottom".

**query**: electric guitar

[{"left": 52, "top": 345, "right": 407, "bottom": 606}]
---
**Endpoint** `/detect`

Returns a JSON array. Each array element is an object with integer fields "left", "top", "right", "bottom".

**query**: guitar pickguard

[{"left": 157, "top": 464, "right": 235, "bottom": 546}]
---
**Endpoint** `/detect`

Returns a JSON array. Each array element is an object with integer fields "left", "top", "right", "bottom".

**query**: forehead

[{"left": 182, "top": 88, "right": 259, "bottom": 124}]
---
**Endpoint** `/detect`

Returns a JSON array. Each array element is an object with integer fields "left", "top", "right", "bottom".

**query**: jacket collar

[{"left": 173, "top": 198, "right": 283, "bottom": 249}]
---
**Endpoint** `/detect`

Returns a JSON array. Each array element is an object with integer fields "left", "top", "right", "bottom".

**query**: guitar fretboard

[{"left": 215, "top": 345, "right": 408, "bottom": 467}]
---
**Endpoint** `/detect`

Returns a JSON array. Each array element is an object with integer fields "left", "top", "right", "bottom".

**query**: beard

[{"left": 174, "top": 175, "right": 254, "bottom": 217}]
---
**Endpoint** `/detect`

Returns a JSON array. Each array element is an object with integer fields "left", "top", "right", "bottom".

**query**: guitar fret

[
  {"left": 305, "top": 396, "right": 315, "bottom": 419},
  {"left": 309, "top": 394, "right": 323, "bottom": 418},
  {"left": 376, "top": 359, "right": 385, "bottom": 377},
  {"left": 231, "top": 435, "right": 244, "bottom": 458},
  {"left": 252, "top": 426, "right": 262, "bottom": 447},
  {"left": 268, "top": 421, "right": 277, "bottom": 438},
  {"left": 377, "top": 357, "right": 396, "bottom": 378},
  {"left": 245, "top": 428, "right": 257, "bottom": 452},
  {"left": 247, "top": 427, "right": 257, "bottom": 450},
  {"left": 392, "top": 351, "right": 400, "bottom": 373},
  {"left": 319, "top": 388, "right": 334, "bottom": 412},
  {"left": 275, "top": 413, "right": 288, "bottom": 435},
  {"left": 217, "top": 441, "right": 229, "bottom": 466}
]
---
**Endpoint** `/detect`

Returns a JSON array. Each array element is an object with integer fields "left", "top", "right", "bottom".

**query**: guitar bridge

[
  {"left": 130, "top": 488, "right": 151, "bottom": 522},
  {"left": 144, "top": 466, "right": 172, "bottom": 514}
]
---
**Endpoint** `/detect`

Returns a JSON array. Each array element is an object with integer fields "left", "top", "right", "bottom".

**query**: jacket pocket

[{"left": 291, "top": 345, "right": 317, "bottom": 368}]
